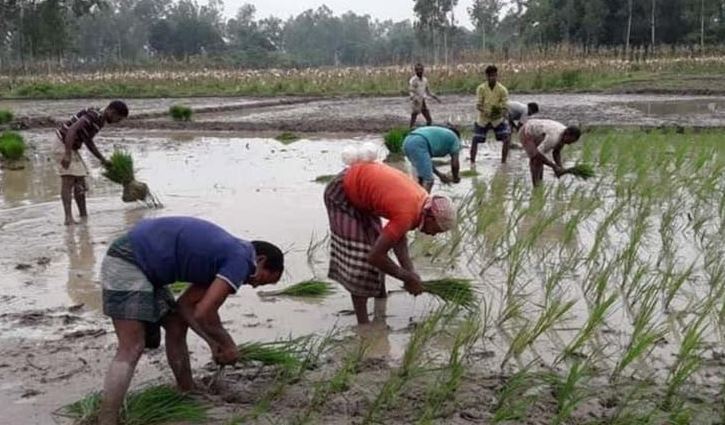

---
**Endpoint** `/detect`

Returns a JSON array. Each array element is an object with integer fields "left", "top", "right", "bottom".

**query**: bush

[
  {"left": 0, "top": 109, "right": 13, "bottom": 125},
  {"left": 384, "top": 127, "right": 409, "bottom": 154},
  {"left": 0, "top": 131, "right": 26, "bottom": 160},
  {"left": 169, "top": 105, "right": 192, "bottom": 121}
]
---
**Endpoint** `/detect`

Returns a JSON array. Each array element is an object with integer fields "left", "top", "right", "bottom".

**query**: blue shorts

[
  {"left": 403, "top": 134, "right": 434, "bottom": 184},
  {"left": 472, "top": 122, "right": 511, "bottom": 144}
]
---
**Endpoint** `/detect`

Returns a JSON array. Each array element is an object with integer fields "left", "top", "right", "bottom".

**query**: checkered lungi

[
  {"left": 100, "top": 234, "right": 175, "bottom": 323},
  {"left": 324, "top": 171, "right": 386, "bottom": 298}
]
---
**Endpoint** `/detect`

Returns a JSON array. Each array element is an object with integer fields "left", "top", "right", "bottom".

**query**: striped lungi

[
  {"left": 324, "top": 171, "right": 386, "bottom": 298},
  {"left": 100, "top": 234, "right": 175, "bottom": 323}
]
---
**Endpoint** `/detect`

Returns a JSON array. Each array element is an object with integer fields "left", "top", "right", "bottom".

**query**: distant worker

[
  {"left": 507, "top": 101, "right": 539, "bottom": 132},
  {"left": 520, "top": 119, "right": 582, "bottom": 187},
  {"left": 471, "top": 65, "right": 511, "bottom": 164},
  {"left": 409, "top": 63, "right": 441, "bottom": 128},
  {"left": 56, "top": 100, "right": 129, "bottom": 225},
  {"left": 403, "top": 125, "right": 461, "bottom": 192}
]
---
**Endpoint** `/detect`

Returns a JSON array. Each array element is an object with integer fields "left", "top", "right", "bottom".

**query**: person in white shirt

[
  {"left": 409, "top": 63, "right": 441, "bottom": 128},
  {"left": 507, "top": 101, "right": 539, "bottom": 132},
  {"left": 520, "top": 119, "right": 581, "bottom": 187}
]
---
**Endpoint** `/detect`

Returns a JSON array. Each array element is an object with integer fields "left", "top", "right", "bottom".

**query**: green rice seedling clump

[
  {"left": 103, "top": 151, "right": 135, "bottom": 185},
  {"left": 276, "top": 132, "right": 300, "bottom": 143},
  {"left": 384, "top": 127, "right": 409, "bottom": 154},
  {"left": 238, "top": 337, "right": 310, "bottom": 369},
  {"left": 0, "top": 131, "right": 25, "bottom": 160},
  {"left": 0, "top": 109, "right": 13, "bottom": 124},
  {"left": 169, "top": 105, "right": 192, "bottom": 121},
  {"left": 169, "top": 282, "right": 188, "bottom": 294},
  {"left": 63, "top": 385, "right": 207, "bottom": 425},
  {"left": 566, "top": 163, "right": 595, "bottom": 180},
  {"left": 260, "top": 279, "right": 334, "bottom": 298},
  {"left": 314, "top": 174, "right": 336, "bottom": 183},
  {"left": 459, "top": 169, "right": 479, "bottom": 178},
  {"left": 422, "top": 278, "right": 476, "bottom": 309}
]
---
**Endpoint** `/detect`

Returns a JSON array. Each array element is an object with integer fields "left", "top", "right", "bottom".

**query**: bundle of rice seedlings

[
  {"left": 259, "top": 279, "right": 334, "bottom": 298},
  {"left": 103, "top": 151, "right": 135, "bottom": 185},
  {"left": 169, "top": 282, "right": 189, "bottom": 294},
  {"left": 383, "top": 127, "right": 409, "bottom": 154},
  {"left": 422, "top": 278, "right": 477, "bottom": 309},
  {"left": 566, "top": 163, "right": 595, "bottom": 180},
  {"left": 460, "top": 169, "right": 479, "bottom": 178},
  {"left": 314, "top": 174, "right": 335, "bottom": 183},
  {"left": 0, "top": 131, "right": 26, "bottom": 161},
  {"left": 169, "top": 105, "right": 192, "bottom": 121},
  {"left": 62, "top": 385, "right": 207, "bottom": 425},
  {"left": 238, "top": 337, "right": 310, "bottom": 369},
  {"left": 276, "top": 132, "right": 299, "bottom": 143},
  {"left": 0, "top": 109, "right": 13, "bottom": 125}
]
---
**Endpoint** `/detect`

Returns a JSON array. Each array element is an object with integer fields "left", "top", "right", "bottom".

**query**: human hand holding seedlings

[
  {"left": 214, "top": 343, "right": 238, "bottom": 366},
  {"left": 403, "top": 272, "right": 424, "bottom": 296}
]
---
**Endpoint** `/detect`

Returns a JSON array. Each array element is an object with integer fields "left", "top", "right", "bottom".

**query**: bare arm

[
  {"left": 175, "top": 279, "right": 236, "bottom": 353},
  {"left": 426, "top": 85, "right": 440, "bottom": 102},
  {"left": 450, "top": 152, "right": 460, "bottom": 182},
  {"left": 553, "top": 147, "right": 563, "bottom": 168},
  {"left": 392, "top": 234, "right": 414, "bottom": 272},
  {"left": 522, "top": 133, "right": 561, "bottom": 171},
  {"left": 368, "top": 233, "right": 414, "bottom": 282},
  {"left": 84, "top": 138, "right": 108, "bottom": 164}
]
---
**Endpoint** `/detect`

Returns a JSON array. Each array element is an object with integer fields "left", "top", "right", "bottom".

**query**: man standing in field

[
  {"left": 520, "top": 119, "right": 582, "bottom": 187},
  {"left": 409, "top": 63, "right": 441, "bottom": 128},
  {"left": 324, "top": 161, "right": 456, "bottom": 325},
  {"left": 56, "top": 100, "right": 129, "bottom": 225},
  {"left": 471, "top": 65, "right": 511, "bottom": 163},
  {"left": 507, "top": 101, "right": 539, "bottom": 132},
  {"left": 97, "top": 216, "right": 284, "bottom": 425},
  {"left": 403, "top": 125, "right": 461, "bottom": 192}
]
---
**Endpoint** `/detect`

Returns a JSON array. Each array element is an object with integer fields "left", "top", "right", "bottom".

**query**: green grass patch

[
  {"left": 0, "top": 131, "right": 26, "bottom": 161},
  {"left": 422, "top": 278, "right": 477, "bottom": 309},
  {"left": 383, "top": 127, "right": 409, "bottom": 154},
  {"left": 0, "top": 109, "right": 13, "bottom": 125},
  {"left": 169, "top": 105, "right": 192, "bottom": 121},
  {"left": 103, "top": 151, "right": 135, "bottom": 185},
  {"left": 275, "top": 132, "right": 300, "bottom": 143},
  {"left": 62, "top": 385, "right": 207, "bottom": 425},
  {"left": 169, "top": 282, "right": 188, "bottom": 295}
]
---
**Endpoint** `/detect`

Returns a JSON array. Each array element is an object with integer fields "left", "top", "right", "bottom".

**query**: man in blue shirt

[
  {"left": 402, "top": 125, "right": 462, "bottom": 192},
  {"left": 97, "top": 216, "right": 284, "bottom": 425}
]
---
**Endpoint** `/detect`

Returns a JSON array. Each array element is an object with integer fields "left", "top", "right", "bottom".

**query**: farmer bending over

[
  {"left": 409, "top": 63, "right": 441, "bottom": 128},
  {"left": 403, "top": 125, "right": 461, "bottom": 192},
  {"left": 507, "top": 101, "right": 539, "bottom": 132},
  {"left": 471, "top": 65, "right": 511, "bottom": 164},
  {"left": 520, "top": 119, "right": 582, "bottom": 187},
  {"left": 97, "top": 216, "right": 284, "bottom": 425},
  {"left": 324, "top": 161, "right": 456, "bottom": 325},
  {"left": 56, "top": 100, "right": 129, "bottom": 225}
]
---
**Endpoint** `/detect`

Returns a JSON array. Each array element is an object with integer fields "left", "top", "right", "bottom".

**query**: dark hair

[
  {"left": 251, "top": 240, "right": 284, "bottom": 273},
  {"left": 108, "top": 100, "right": 129, "bottom": 117},
  {"left": 564, "top": 126, "right": 581, "bottom": 140},
  {"left": 485, "top": 65, "right": 498, "bottom": 75},
  {"left": 527, "top": 102, "right": 540, "bottom": 115},
  {"left": 415, "top": 62, "right": 424, "bottom": 68}
]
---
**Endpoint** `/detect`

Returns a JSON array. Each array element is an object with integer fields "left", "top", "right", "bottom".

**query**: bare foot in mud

[{"left": 64, "top": 218, "right": 79, "bottom": 226}]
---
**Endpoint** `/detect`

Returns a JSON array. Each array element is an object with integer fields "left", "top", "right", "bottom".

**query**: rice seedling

[
  {"left": 662, "top": 315, "right": 709, "bottom": 411},
  {"left": 314, "top": 174, "right": 335, "bottom": 183},
  {"left": 169, "top": 105, "right": 192, "bottom": 121},
  {"left": 61, "top": 385, "right": 207, "bottom": 425},
  {"left": 421, "top": 278, "right": 477, "bottom": 309},
  {"left": 557, "top": 292, "right": 618, "bottom": 364},
  {"left": 0, "top": 131, "right": 26, "bottom": 161},
  {"left": 275, "top": 132, "right": 299, "bottom": 143},
  {"left": 169, "top": 281, "right": 188, "bottom": 295},
  {"left": 492, "top": 365, "right": 545, "bottom": 423},
  {"left": 564, "top": 163, "right": 596, "bottom": 180},
  {"left": 0, "top": 109, "right": 13, "bottom": 124},
  {"left": 103, "top": 151, "right": 135, "bottom": 185},
  {"left": 383, "top": 127, "right": 409, "bottom": 154},
  {"left": 237, "top": 336, "right": 311, "bottom": 369},
  {"left": 258, "top": 279, "right": 334, "bottom": 298},
  {"left": 459, "top": 169, "right": 479, "bottom": 178},
  {"left": 546, "top": 360, "right": 593, "bottom": 425}
]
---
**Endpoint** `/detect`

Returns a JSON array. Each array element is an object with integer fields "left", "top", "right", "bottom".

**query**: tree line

[{"left": 1, "top": 0, "right": 724, "bottom": 70}]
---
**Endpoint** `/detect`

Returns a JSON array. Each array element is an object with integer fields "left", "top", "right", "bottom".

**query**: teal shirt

[{"left": 409, "top": 127, "right": 461, "bottom": 157}]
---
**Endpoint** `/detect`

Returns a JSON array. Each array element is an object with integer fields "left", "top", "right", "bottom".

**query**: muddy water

[{"left": 1, "top": 130, "right": 529, "bottom": 423}]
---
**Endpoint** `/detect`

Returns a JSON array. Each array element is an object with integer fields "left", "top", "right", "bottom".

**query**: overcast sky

[{"left": 222, "top": 0, "right": 476, "bottom": 29}]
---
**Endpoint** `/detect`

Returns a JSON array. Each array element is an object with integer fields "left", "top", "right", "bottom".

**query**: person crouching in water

[
  {"left": 324, "top": 157, "right": 456, "bottom": 325},
  {"left": 403, "top": 125, "right": 462, "bottom": 192},
  {"left": 97, "top": 216, "right": 284, "bottom": 425}
]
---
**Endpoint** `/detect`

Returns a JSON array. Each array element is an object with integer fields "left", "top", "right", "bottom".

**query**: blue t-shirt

[
  {"left": 409, "top": 126, "right": 461, "bottom": 157},
  {"left": 128, "top": 217, "right": 256, "bottom": 292}
]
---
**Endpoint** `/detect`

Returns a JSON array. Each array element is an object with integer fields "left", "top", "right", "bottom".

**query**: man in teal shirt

[{"left": 403, "top": 125, "right": 461, "bottom": 192}]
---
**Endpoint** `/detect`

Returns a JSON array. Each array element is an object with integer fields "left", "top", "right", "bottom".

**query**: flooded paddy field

[{"left": 0, "top": 101, "right": 723, "bottom": 424}]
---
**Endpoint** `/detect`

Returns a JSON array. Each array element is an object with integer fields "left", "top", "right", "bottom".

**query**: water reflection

[{"left": 64, "top": 224, "right": 100, "bottom": 309}]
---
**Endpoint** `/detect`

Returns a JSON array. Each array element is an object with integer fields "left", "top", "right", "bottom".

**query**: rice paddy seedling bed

[
  {"left": 0, "top": 109, "right": 13, "bottom": 125},
  {"left": 0, "top": 131, "right": 25, "bottom": 161},
  {"left": 383, "top": 127, "right": 409, "bottom": 154},
  {"left": 169, "top": 105, "right": 192, "bottom": 121},
  {"left": 276, "top": 132, "right": 300, "bottom": 143}
]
